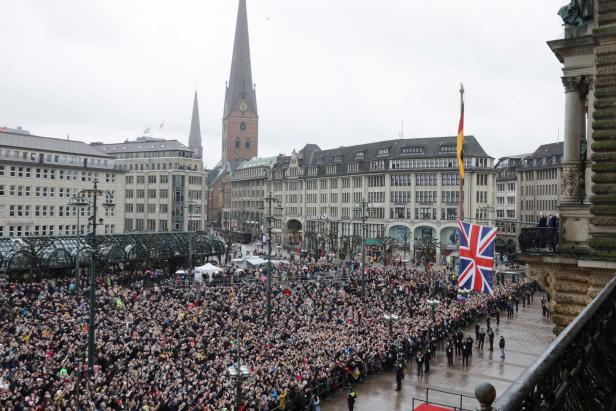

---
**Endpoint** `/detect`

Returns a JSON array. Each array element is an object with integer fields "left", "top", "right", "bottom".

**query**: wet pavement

[{"left": 322, "top": 294, "right": 554, "bottom": 411}]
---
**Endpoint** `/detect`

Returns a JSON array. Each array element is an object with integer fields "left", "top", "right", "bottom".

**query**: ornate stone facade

[{"left": 560, "top": 163, "right": 584, "bottom": 198}]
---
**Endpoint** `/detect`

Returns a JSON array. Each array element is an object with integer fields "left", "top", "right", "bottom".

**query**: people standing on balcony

[{"left": 538, "top": 213, "right": 548, "bottom": 227}]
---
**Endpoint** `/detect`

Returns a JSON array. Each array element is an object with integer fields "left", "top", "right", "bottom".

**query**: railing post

[{"left": 475, "top": 383, "right": 496, "bottom": 411}]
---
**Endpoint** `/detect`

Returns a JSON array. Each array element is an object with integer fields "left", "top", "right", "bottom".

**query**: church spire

[
  {"left": 188, "top": 90, "right": 203, "bottom": 159},
  {"left": 224, "top": 0, "right": 257, "bottom": 117}
]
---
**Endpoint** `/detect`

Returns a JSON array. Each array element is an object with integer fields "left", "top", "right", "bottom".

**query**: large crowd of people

[{"left": 0, "top": 259, "right": 534, "bottom": 410}]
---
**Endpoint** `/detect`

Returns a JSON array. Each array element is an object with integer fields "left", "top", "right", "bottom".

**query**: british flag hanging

[{"left": 457, "top": 220, "right": 497, "bottom": 294}]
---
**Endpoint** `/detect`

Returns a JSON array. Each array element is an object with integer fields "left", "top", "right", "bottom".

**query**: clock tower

[{"left": 222, "top": 0, "right": 258, "bottom": 165}]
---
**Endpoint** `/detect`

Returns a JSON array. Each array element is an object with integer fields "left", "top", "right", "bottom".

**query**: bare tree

[
  {"left": 414, "top": 237, "right": 440, "bottom": 267},
  {"left": 20, "top": 236, "right": 54, "bottom": 274}
]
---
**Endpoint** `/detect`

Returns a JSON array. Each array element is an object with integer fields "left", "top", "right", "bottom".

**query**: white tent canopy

[
  {"left": 194, "top": 263, "right": 223, "bottom": 283},
  {"left": 195, "top": 263, "right": 223, "bottom": 273}
]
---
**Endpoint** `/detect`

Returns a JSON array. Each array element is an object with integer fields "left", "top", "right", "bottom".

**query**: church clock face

[{"left": 239, "top": 101, "right": 248, "bottom": 112}]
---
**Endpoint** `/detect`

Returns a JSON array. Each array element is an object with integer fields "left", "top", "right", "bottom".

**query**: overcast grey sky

[{"left": 0, "top": 1, "right": 566, "bottom": 168}]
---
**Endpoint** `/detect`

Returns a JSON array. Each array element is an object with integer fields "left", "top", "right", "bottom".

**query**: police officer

[
  {"left": 467, "top": 336, "right": 474, "bottom": 357},
  {"left": 495, "top": 308, "right": 500, "bottom": 325},
  {"left": 499, "top": 336, "right": 506, "bottom": 359},
  {"left": 446, "top": 342, "right": 454, "bottom": 366},
  {"left": 488, "top": 327, "right": 495, "bottom": 351},
  {"left": 395, "top": 361, "right": 404, "bottom": 391},
  {"left": 486, "top": 315, "right": 491, "bottom": 330},
  {"left": 416, "top": 352, "right": 424, "bottom": 377},
  {"left": 424, "top": 347, "right": 431, "bottom": 373},
  {"left": 474, "top": 321, "right": 480, "bottom": 340},
  {"left": 461, "top": 339, "right": 470, "bottom": 368},
  {"left": 347, "top": 388, "right": 357, "bottom": 411},
  {"left": 478, "top": 328, "right": 485, "bottom": 350}
]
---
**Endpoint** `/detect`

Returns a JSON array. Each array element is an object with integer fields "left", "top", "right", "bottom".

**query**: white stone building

[
  {"left": 94, "top": 137, "right": 207, "bottom": 232},
  {"left": 0, "top": 129, "right": 125, "bottom": 238},
  {"left": 516, "top": 142, "right": 563, "bottom": 226},
  {"left": 267, "top": 136, "right": 496, "bottom": 263}
]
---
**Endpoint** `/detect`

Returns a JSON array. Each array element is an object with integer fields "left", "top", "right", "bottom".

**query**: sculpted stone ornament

[
  {"left": 561, "top": 164, "right": 583, "bottom": 199},
  {"left": 558, "top": 0, "right": 593, "bottom": 27}
]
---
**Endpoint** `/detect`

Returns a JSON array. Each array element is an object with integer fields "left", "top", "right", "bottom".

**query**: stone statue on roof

[{"left": 558, "top": 0, "right": 593, "bottom": 27}]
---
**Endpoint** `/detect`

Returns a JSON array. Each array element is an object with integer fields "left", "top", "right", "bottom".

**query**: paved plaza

[{"left": 322, "top": 293, "right": 554, "bottom": 411}]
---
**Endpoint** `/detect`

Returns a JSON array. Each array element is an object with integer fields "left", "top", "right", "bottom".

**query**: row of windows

[
  {"left": 125, "top": 203, "right": 170, "bottom": 214},
  {"left": 0, "top": 149, "right": 111, "bottom": 169},
  {"left": 0, "top": 224, "right": 116, "bottom": 237},
  {"left": 0, "top": 166, "right": 116, "bottom": 183}
]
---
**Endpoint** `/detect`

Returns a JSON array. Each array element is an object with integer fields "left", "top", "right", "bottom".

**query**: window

[
  {"left": 355, "top": 151, "right": 365, "bottom": 159},
  {"left": 160, "top": 175, "right": 168, "bottom": 184},
  {"left": 378, "top": 148, "right": 390, "bottom": 156},
  {"left": 352, "top": 176, "right": 362, "bottom": 188},
  {"left": 367, "top": 191, "right": 385, "bottom": 203},
  {"left": 136, "top": 204, "right": 145, "bottom": 213},
  {"left": 347, "top": 163, "right": 359, "bottom": 173},
  {"left": 245, "top": 139, "right": 251, "bottom": 149},
  {"left": 333, "top": 155, "right": 342, "bottom": 162},
  {"left": 136, "top": 189, "right": 145, "bottom": 198},
  {"left": 137, "top": 175, "right": 145, "bottom": 184},
  {"left": 326, "top": 165, "right": 336, "bottom": 175},
  {"left": 440, "top": 145, "right": 456, "bottom": 153},
  {"left": 240, "top": 122, "right": 246, "bottom": 131},
  {"left": 416, "top": 174, "right": 437, "bottom": 186},
  {"left": 370, "top": 160, "right": 385, "bottom": 171},
  {"left": 125, "top": 203, "right": 134, "bottom": 213},
  {"left": 235, "top": 138, "right": 240, "bottom": 148},
  {"left": 391, "top": 175, "right": 412, "bottom": 186},
  {"left": 367, "top": 175, "right": 385, "bottom": 187},
  {"left": 148, "top": 175, "right": 157, "bottom": 184},
  {"left": 160, "top": 204, "right": 168, "bottom": 213},
  {"left": 160, "top": 189, "right": 169, "bottom": 199},
  {"left": 401, "top": 146, "right": 424, "bottom": 154},
  {"left": 476, "top": 174, "right": 489, "bottom": 186},
  {"left": 148, "top": 189, "right": 156, "bottom": 198},
  {"left": 0, "top": 185, "right": 3, "bottom": 196},
  {"left": 147, "top": 219, "right": 156, "bottom": 231}
]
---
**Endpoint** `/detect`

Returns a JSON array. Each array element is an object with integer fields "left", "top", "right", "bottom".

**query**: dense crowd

[{"left": 0, "top": 261, "right": 533, "bottom": 410}]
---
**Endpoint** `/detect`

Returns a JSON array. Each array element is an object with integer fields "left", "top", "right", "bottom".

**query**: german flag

[{"left": 457, "top": 83, "right": 465, "bottom": 179}]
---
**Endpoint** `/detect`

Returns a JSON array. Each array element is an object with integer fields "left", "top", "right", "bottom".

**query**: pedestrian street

[{"left": 322, "top": 293, "right": 554, "bottom": 411}]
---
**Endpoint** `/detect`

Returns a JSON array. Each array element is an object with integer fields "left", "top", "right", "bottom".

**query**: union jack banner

[{"left": 457, "top": 220, "right": 497, "bottom": 294}]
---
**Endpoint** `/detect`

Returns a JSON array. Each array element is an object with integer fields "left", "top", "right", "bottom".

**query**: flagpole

[{"left": 458, "top": 83, "right": 465, "bottom": 221}]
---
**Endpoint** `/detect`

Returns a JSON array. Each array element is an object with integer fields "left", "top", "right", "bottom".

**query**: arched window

[
  {"left": 240, "top": 122, "right": 246, "bottom": 131},
  {"left": 235, "top": 138, "right": 240, "bottom": 148},
  {"left": 245, "top": 138, "right": 251, "bottom": 149}
]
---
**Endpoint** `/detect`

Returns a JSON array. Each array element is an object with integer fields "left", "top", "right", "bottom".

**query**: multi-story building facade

[
  {"left": 94, "top": 137, "right": 207, "bottom": 232},
  {"left": 266, "top": 136, "right": 495, "bottom": 263},
  {"left": 516, "top": 142, "right": 563, "bottom": 226},
  {"left": 224, "top": 156, "right": 278, "bottom": 239},
  {"left": 494, "top": 155, "right": 526, "bottom": 254},
  {"left": 0, "top": 129, "right": 125, "bottom": 238}
]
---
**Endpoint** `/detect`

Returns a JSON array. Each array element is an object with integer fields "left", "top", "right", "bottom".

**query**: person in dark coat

[
  {"left": 416, "top": 352, "right": 424, "bottom": 377},
  {"left": 446, "top": 342, "right": 454, "bottom": 366},
  {"left": 395, "top": 362, "right": 404, "bottom": 391},
  {"left": 488, "top": 328, "right": 495, "bottom": 351},
  {"left": 499, "top": 336, "right": 506, "bottom": 359},
  {"left": 347, "top": 388, "right": 357, "bottom": 411},
  {"left": 478, "top": 329, "right": 485, "bottom": 350}
]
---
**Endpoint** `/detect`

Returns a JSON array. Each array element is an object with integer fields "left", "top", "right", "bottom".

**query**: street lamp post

[
  {"left": 259, "top": 193, "right": 282, "bottom": 325},
  {"left": 227, "top": 329, "right": 251, "bottom": 411},
  {"left": 74, "top": 179, "right": 115, "bottom": 376},
  {"left": 185, "top": 200, "right": 198, "bottom": 271},
  {"left": 67, "top": 195, "right": 89, "bottom": 292},
  {"left": 353, "top": 199, "right": 372, "bottom": 300}
]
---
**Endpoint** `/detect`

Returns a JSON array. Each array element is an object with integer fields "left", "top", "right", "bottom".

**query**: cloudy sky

[{"left": 1, "top": 1, "right": 566, "bottom": 168}]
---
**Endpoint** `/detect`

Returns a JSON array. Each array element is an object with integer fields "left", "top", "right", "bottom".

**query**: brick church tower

[{"left": 222, "top": 0, "right": 258, "bottom": 164}]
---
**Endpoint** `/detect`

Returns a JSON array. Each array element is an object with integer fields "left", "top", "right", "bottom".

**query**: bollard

[{"left": 475, "top": 382, "right": 496, "bottom": 411}]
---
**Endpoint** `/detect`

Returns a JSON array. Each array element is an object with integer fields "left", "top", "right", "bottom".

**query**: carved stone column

[
  {"left": 584, "top": 79, "right": 594, "bottom": 204},
  {"left": 561, "top": 76, "right": 586, "bottom": 203}
]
